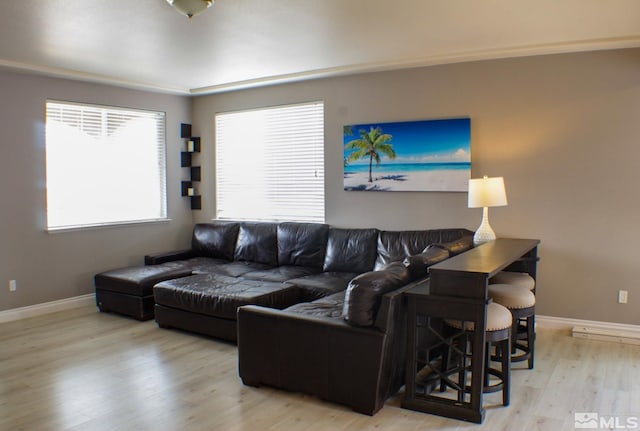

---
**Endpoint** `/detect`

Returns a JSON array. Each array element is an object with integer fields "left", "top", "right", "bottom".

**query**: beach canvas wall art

[{"left": 343, "top": 117, "right": 471, "bottom": 192}]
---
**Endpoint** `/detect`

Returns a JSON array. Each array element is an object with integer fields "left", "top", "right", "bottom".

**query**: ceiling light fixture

[{"left": 166, "top": 0, "right": 213, "bottom": 19}]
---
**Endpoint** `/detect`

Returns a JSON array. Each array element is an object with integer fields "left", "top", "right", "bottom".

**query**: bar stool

[
  {"left": 488, "top": 283, "right": 536, "bottom": 369},
  {"left": 491, "top": 271, "right": 535, "bottom": 292},
  {"left": 443, "top": 302, "right": 512, "bottom": 406}
]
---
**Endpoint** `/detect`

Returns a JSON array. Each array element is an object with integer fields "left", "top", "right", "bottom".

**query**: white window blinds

[
  {"left": 45, "top": 101, "right": 167, "bottom": 230},
  {"left": 215, "top": 102, "right": 325, "bottom": 223}
]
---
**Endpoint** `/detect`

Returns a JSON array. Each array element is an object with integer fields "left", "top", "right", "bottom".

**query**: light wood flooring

[{"left": 1, "top": 305, "right": 638, "bottom": 431}]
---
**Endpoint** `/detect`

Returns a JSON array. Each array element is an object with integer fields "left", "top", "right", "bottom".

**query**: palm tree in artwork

[{"left": 345, "top": 127, "right": 396, "bottom": 182}]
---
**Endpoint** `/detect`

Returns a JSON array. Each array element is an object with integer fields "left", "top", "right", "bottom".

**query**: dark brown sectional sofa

[{"left": 94, "top": 220, "right": 473, "bottom": 415}]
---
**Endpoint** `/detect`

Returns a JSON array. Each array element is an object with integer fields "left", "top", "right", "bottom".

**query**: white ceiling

[{"left": 0, "top": 0, "right": 639, "bottom": 95}]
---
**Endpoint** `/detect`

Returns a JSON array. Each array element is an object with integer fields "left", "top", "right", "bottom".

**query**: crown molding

[
  {"left": 2, "top": 36, "right": 639, "bottom": 96},
  {"left": 190, "top": 36, "right": 640, "bottom": 95},
  {"left": 0, "top": 59, "right": 190, "bottom": 95}
]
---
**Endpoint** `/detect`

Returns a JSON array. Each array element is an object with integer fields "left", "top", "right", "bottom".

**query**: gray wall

[
  {"left": 0, "top": 70, "right": 193, "bottom": 312},
  {"left": 193, "top": 48, "right": 640, "bottom": 325}
]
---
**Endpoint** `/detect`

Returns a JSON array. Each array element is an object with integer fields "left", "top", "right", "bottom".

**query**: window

[
  {"left": 215, "top": 102, "right": 325, "bottom": 223},
  {"left": 45, "top": 101, "right": 167, "bottom": 230}
]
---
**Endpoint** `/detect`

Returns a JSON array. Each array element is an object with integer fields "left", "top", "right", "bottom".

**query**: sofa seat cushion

[
  {"left": 241, "top": 265, "right": 321, "bottom": 282},
  {"left": 95, "top": 263, "right": 193, "bottom": 296},
  {"left": 285, "top": 271, "right": 359, "bottom": 302},
  {"left": 172, "top": 257, "right": 230, "bottom": 274},
  {"left": 284, "top": 291, "right": 346, "bottom": 319},
  {"left": 154, "top": 273, "right": 300, "bottom": 320},
  {"left": 213, "top": 261, "right": 273, "bottom": 277}
]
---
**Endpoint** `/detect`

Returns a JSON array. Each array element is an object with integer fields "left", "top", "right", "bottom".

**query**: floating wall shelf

[{"left": 179, "top": 123, "right": 201, "bottom": 210}]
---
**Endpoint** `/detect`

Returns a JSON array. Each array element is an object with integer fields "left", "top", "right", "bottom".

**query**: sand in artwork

[{"left": 344, "top": 169, "right": 469, "bottom": 192}]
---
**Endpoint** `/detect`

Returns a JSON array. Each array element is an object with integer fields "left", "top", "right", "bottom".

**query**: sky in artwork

[{"left": 344, "top": 117, "right": 471, "bottom": 165}]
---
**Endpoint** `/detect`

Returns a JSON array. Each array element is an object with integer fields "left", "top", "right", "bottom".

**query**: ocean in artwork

[{"left": 345, "top": 162, "right": 470, "bottom": 173}]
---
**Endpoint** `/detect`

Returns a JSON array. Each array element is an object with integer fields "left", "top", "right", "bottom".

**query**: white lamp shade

[{"left": 468, "top": 176, "right": 507, "bottom": 208}]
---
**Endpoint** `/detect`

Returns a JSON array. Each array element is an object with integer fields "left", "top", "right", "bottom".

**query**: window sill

[{"left": 47, "top": 218, "right": 171, "bottom": 233}]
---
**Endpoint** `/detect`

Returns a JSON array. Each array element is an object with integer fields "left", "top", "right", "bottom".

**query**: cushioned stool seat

[
  {"left": 444, "top": 302, "right": 512, "bottom": 406},
  {"left": 95, "top": 263, "right": 193, "bottom": 320},
  {"left": 491, "top": 271, "right": 535, "bottom": 291},
  {"left": 446, "top": 302, "right": 513, "bottom": 332},
  {"left": 488, "top": 283, "right": 536, "bottom": 369}
]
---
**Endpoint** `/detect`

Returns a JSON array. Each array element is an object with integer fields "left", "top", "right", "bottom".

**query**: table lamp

[{"left": 468, "top": 175, "right": 508, "bottom": 246}]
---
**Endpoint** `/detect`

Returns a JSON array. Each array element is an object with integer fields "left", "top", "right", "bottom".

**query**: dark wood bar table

[{"left": 402, "top": 238, "right": 540, "bottom": 423}]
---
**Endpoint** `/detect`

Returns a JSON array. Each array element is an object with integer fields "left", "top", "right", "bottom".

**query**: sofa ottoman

[
  {"left": 95, "top": 263, "right": 193, "bottom": 320},
  {"left": 153, "top": 273, "right": 301, "bottom": 341}
]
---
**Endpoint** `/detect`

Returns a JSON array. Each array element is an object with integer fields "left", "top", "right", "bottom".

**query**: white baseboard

[
  {"left": 537, "top": 314, "right": 640, "bottom": 345},
  {"left": 0, "top": 294, "right": 95, "bottom": 324},
  {"left": 1, "top": 299, "right": 638, "bottom": 346}
]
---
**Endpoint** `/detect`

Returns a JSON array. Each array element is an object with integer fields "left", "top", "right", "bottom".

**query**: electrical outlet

[
  {"left": 9, "top": 280, "right": 17, "bottom": 292},
  {"left": 618, "top": 290, "right": 628, "bottom": 304}
]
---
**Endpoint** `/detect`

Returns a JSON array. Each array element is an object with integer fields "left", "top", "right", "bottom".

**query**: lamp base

[{"left": 473, "top": 207, "right": 496, "bottom": 246}]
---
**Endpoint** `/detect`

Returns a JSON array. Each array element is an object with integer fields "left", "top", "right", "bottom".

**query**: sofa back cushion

[
  {"left": 277, "top": 222, "right": 329, "bottom": 268},
  {"left": 192, "top": 222, "right": 240, "bottom": 261},
  {"left": 234, "top": 222, "right": 279, "bottom": 266},
  {"left": 323, "top": 228, "right": 379, "bottom": 273},
  {"left": 342, "top": 262, "right": 411, "bottom": 327},
  {"left": 374, "top": 228, "right": 473, "bottom": 270}
]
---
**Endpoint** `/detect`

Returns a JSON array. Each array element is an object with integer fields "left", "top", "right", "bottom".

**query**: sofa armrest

[
  {"left": 237, "top": 305, "right": 400, "bottom": 415},
  {"left": 144, "top": 249, "right": 194, "bottom": 265},
  {"left": 374, "top": 277, "right": 425, "bottom": 332}
]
